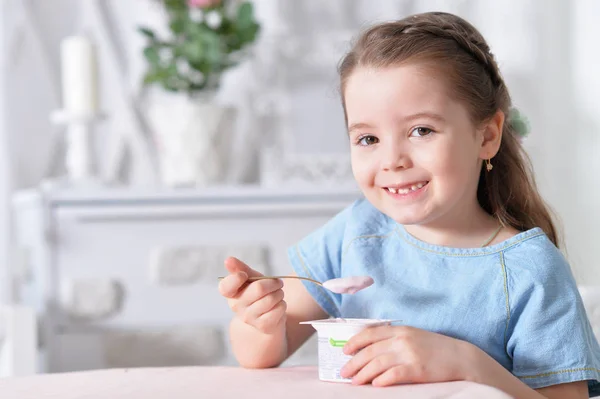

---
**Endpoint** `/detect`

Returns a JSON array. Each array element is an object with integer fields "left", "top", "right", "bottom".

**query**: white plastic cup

[{"left": 300, "top": 318, "right": 392, "bottom": 383}]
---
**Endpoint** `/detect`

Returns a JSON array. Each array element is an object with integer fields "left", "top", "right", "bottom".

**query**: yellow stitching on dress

[
  {"left": 500, "top": 251, "right": 510, "bottom": 350},
  {"left": 395, "top": 228, "right": 545, "bottom": 257},
  {"left": 342, "top": 232, "right": 394, "bottom": 257},
  {"left": 294, "top": 245, "right": 339, "bottom": 315},
  {"left": 517, "top": 367, "right": 600, "bottom": 379}
]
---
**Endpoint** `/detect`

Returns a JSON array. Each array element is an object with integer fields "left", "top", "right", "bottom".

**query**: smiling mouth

[{"left": 384, "top": 181, "right": 429, "bottom": 195}]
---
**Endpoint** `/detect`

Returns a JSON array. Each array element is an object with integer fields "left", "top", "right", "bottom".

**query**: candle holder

[{"left": 50, "top": 109, "right": 106, "bottom": 185}]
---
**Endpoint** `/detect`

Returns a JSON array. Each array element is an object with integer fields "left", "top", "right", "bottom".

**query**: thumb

[{"left": 224, "top": 256, "right": 263, "bottom": 278}]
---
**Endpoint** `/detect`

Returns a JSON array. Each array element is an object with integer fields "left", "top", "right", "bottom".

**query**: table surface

[{"left": 0, "top": 366, "right": 514, "bottom": 399}]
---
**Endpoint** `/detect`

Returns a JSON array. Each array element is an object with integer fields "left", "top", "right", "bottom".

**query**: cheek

[
  {"left": 418, "top": 144, "right": 475, "bottom": 185},
  {"left": 350, "top": 150, "right": 376, "bottom": 183}
]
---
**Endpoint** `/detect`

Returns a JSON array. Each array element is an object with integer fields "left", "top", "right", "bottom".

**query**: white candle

[{"left": 60, "top": 35, "right": 98, "bottom": 116}]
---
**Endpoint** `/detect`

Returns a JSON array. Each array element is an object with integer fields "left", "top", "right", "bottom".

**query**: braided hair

[{"left": 338, "top": 12, "right": 560, "bottom": 247}]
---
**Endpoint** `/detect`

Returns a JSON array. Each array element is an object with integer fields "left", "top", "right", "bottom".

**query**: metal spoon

[{"left": 218, "top": 275, "right": 374, "bottom": 294}]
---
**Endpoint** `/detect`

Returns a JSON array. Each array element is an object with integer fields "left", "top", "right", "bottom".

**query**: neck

[{"left": 403, "top": 198, "right": 499, "bottom": 248}]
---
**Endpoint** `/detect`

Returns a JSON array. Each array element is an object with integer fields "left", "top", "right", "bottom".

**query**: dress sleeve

[{"left": 504, "top": 237, "right": 600, "bottom": 396}]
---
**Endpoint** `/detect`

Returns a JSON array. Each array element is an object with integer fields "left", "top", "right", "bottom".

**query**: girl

[{"left": 219, "top": 11, "right": 600, "bottom": 399}]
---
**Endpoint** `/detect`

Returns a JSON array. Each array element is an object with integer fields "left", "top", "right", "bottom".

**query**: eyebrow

[
  {"left": 347, "top": 122, "right": 373, "bottom": 134},
  {"left": 347, "top": 112, "right": 446, "bottom": 134},
  {"left": 403, "top": 112, "right": 446, "bottom": 123}
]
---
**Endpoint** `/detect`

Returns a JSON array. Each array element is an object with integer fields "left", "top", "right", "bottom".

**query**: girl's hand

[
  {"left": 340, "top": 325, "right": 474, "bottom": 386},
  {"left": 218, "top": 257, "right": 287, "bottom": 335}
]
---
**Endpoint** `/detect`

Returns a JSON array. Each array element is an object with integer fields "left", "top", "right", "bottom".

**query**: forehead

[{"left": 344, "top": 64, "right": 460, "bottom": 122}]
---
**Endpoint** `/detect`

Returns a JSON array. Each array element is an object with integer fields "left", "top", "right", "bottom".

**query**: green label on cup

[{"left": 329, "top": 338, "right": 347, "bottom": 347}]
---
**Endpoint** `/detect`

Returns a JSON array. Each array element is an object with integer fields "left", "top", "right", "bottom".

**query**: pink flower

[{"left": 187, "top": 0, "right": 220, "bottom": 8}]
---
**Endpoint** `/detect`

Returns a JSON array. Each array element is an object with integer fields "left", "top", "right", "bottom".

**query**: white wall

[
  {"left": 565, "top": 0, "right": 600, "bottom": 283},
  {"left": 0, "top": 1, "right": 11, "bottom": 303}
]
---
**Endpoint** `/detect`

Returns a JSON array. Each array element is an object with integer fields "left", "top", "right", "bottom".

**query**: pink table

[{"left": 0, "top": 366, "right": 514, "bottom": 398}]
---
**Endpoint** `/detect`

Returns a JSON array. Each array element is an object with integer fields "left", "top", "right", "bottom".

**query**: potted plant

[{"left": 138, "top": 0, "right": 260, "bottom": 186}]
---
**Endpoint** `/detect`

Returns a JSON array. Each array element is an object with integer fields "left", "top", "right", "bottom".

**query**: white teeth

[{"left": 387, "top": 181, "right": 427, "bottom": 195}]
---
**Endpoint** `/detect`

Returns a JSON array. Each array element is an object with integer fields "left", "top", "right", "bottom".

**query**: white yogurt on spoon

[{"left": 321, "top": 276, "right": 374, "bottom": 294}]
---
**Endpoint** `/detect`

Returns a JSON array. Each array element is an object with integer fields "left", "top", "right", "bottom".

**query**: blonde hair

[{"left": 338, "top": 12, "right": 560, "bottom": 246}]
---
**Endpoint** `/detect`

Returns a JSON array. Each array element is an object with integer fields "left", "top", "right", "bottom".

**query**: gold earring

[{"left": 486, "top": 159, "right": 493, "bottom": 172}]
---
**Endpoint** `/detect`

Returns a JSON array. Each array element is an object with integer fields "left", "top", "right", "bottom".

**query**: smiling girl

[{"left": 219, "top": 12, "right": 600, "bottom": 399}]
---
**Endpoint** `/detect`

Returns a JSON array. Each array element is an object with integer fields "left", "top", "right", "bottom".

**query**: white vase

[{"left": 146, "top": 91, "right": 236, "bottom": 187}]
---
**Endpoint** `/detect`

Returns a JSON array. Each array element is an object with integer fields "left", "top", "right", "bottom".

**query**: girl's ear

[{"left": 479, "top": 110, "right": 504, "bottom": 159}]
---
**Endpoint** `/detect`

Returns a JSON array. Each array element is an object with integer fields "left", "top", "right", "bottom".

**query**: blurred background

[{"left": 0, "top": 0, "right": 598, "bottom": 376}]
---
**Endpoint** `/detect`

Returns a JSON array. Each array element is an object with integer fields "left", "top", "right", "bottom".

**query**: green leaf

[
  {"left": 142, "top": 69, "right": 164, "bottom": 85},
  {"left": 172, "top": 44, "right": 184, "bottom": 58},
  {"left": 143, "top": 46, "right": 161, "bottom": 65},
  {"left": 166, "top": 62, "right": 178, "bottom": 76},
  {"left": 189, "top": 82, "right": 207, "bottom": 91},
  {"left": 226, "top": 35, "right": 242, "bottom": 52},
  {"left": 236, "top": 2, "right": 254, "bottom": 30},
  {"left": 158, "top": 61, "right": 189, "bottom": 92},
  {"left": 185, "top": 21, "right": 204, "bottom": 38},
  {"left": 189, "top": 60, "right": 211, "bottom": 76},
  {"left": 181, "top": 41, "right": 205, "bottom": 63},
  {"left": 162, "top": 80, "right": 178, "bottom": 92},
  {"left": 237, "top": 22, "right": 259, "bottom": 46},
  {"left": 204, "top": 34, "right": 221, "bottom": 65},
  {"left": 169, "top": 17, "right": 186, "bottom": 35},
  {"left": 164, "top": 0, "right": 187, "bottom": 11},
  {"left": 187, "top": 22, "right": 219, "bottom": 44},
  {"left": 137, "top": 26, "right": 156, "bottom": 40}
]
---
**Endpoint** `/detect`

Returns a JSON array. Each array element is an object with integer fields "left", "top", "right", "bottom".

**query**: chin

[
  {"left": 369, "top": 201, "right": 428, "bottom": 225},
  {"left": 386, "top": 211, "right": 428, "bottom": 226}
]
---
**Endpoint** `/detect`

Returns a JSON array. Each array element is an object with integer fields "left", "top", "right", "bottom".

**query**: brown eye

[
  {"left": 357, "top": 135, "right": 379, "bottom": 146},
  {"left": 410, "top": 127, "right": 433, "bottom": 137}
]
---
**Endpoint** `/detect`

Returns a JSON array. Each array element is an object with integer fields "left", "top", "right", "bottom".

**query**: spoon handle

[{"left": 218, "top": 275, "right": 323, "bottom": 286}]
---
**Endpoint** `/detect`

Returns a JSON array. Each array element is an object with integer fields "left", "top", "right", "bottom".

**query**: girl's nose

[{"left": 381, "top": 142, "right": 411, "bottom": 171}]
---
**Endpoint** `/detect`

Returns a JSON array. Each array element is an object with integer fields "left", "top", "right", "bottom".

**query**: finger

[
  {"left": 254, "top": 300, "right": 287, "bottom": 334},
  {"left": 350, "top": 353, "right": 399, "bottom": 385},
  {"left": 229, "top": 278, "right": 283, "bottom": 313},
  {"left": 243, "top": 278, "right": 284, "bottom": 303},
  {"left": 245, "top": 289, "right": 284, "bottom": 321},
  {"left": 218, "top": 271, "right": 249, "bottom": 298},
  {"left": 372, "top": 365, "right": 426, "bottom": 387},
  {"left": 224, "top": 257, "right": 263, "bottom": 278},
  {"left": 343, "top": 325, "right": 397, "bottom": 355},
  {"left": 340, "top": 338, "right": 394, "bottom": 379}
]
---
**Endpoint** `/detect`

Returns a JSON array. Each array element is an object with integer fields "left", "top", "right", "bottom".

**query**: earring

[{"left": 486, "top": 159, "right": 493, "bottom": 172}]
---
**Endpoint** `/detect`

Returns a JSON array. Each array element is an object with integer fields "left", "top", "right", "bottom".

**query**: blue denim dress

[{"left": 288, "top": 199, "right": 600, "bottom": 395}]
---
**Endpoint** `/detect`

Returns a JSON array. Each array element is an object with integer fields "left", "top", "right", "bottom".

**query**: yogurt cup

[{"left": 300, "top": 318, "right": 392, "bottom": 383}]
